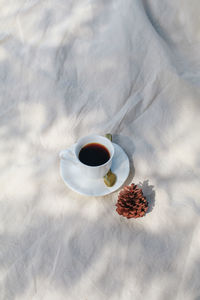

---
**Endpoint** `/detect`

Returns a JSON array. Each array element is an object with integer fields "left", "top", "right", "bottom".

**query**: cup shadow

[{"left": 112, "top": 134, "right": 135, "bottom": 186}]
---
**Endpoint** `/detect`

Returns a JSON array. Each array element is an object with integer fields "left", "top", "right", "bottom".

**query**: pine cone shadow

[{"left": 138, "top": 180, "right": 155, "bottom": 214}]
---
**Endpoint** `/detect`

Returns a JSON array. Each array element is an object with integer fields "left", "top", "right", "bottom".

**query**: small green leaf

[
  {"left": 104, "top": 169, "right": 117, "bottom": 187},
  {"left": 105, "top": 133, "right": 112, "bottom": 141}
]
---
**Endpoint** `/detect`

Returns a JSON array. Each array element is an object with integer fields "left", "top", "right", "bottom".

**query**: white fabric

[{"left": 1, "top": 1, "right": 200, "bottom": 299}]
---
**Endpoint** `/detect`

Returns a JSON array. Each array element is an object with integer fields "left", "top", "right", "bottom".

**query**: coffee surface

[{"left": 79, "top": 143, "right": 110, "bottom": 166}]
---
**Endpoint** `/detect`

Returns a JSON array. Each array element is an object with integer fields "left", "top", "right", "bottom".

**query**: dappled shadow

[
  {"left": 0, "top": 203, "right": 199, "bottom": 300},
  {"left": 141, "top": 0, "right": 200, "bottom": 83},
  {"left": 1, "top": 0, "right": 200, "bottom": 299}
]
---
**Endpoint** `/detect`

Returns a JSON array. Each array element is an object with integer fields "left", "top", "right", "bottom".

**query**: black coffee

[{"left": 79, "top": 143, "right": 110, "bottom": 166}]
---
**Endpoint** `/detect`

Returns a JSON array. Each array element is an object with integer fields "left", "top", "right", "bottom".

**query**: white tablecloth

[{"left": 1, "top": 1, "right": 200, "bottom": 299}]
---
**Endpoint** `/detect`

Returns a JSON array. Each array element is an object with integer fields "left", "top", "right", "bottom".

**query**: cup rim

[{"left": 75, "top": 135, "right": 114, "bottom": 168}]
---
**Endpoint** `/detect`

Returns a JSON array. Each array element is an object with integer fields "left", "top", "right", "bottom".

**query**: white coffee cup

[{"left": 59, "top": 135, "right": 114, "bottom": 179}]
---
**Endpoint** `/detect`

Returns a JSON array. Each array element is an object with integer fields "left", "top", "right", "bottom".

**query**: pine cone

[{"left": 116, "top": 183, "right": 148, "bottom": 219}]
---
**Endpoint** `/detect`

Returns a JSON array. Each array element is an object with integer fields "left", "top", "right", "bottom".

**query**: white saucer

[{"left": 60, "top": 143, "right": 130, "bottom": 196}]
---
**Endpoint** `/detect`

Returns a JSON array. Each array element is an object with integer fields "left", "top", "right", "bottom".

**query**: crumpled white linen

[{"left": 0, "top": 0, "right": 200, "bottom": 299}]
